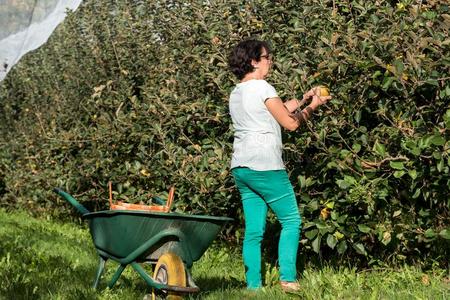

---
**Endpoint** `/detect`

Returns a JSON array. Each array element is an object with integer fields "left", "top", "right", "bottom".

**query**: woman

[{"left": 228, "top": 39, "right": 331, "bottom": 292}]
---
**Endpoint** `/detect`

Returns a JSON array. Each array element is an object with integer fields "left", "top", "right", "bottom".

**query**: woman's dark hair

[{"left": 228, "top": 39, "right": 271, "bottom": 80}]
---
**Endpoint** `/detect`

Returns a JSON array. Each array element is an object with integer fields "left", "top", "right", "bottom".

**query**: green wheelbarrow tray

[{"left": 53, "top": 188, "right": 233, "bottom": 294}]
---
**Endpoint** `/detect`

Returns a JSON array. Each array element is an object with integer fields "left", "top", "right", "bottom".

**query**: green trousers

[{"left": 232, "top": 167, "right": 302, "bottom": 289}]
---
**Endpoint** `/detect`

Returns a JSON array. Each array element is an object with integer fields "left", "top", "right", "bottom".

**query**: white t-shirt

[{"left": 229, "top": 79, "right": 285, "bottom": 171}]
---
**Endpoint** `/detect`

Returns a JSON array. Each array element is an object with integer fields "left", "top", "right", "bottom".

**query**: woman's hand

[{"left": 303, "top": 86, "right": 332, "bottom": 110}]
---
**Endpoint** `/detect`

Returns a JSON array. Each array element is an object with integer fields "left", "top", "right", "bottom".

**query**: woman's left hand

[{"left": 301, "top": 88, "right": 316, "bottom": 101}]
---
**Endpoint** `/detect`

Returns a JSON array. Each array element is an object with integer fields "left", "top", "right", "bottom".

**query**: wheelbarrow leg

[
  {"left": 108, "top": 264, "right": 126, "bottom": 288},
  {"left": 93, "top": 256, "right": 107, "bottom": 289},
  {"left": 130, "top": 262, "right": 165, "bottom": 290}
]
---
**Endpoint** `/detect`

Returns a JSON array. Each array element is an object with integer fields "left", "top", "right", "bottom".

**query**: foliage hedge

[{"left": 0, "top": 0, "right": 449, "bottom": 266}]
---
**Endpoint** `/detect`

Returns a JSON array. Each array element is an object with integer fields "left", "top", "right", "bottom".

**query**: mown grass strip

[{"left": 0, "top": 209, "right": 448, "bottom": 300}]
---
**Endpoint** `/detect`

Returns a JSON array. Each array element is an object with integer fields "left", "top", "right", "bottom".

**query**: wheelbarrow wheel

[{"left": 151, "top": 252, "right": 186, "bottom": 300}]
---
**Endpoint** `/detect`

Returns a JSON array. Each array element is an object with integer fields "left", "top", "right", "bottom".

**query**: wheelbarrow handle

[{"left": 53, "top": 188, "right": 90, "bottom": 215}]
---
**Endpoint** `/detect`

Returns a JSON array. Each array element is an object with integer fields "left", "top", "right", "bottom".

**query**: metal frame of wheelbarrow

[
  {"left": 53, "top": 188, "right": 232, "bottom": 295},
  {"left": 92, "top": 227, "right": 197, "bottom": 293}
]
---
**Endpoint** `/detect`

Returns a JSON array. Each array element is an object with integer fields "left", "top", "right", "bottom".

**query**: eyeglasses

[{"left": 260, "top": 54, "right": 273, "bottom": 61}]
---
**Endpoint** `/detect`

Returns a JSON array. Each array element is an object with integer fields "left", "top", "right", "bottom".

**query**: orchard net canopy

[{"left": 0, "top": 0, "right": 82, "bottom": 82}]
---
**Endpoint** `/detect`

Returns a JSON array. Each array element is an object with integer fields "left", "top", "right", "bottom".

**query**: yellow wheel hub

[{"left": 152, "top": 252, "right": 186, "bottom": 300}]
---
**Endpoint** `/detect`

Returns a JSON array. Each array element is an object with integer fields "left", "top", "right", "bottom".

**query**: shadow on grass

[
  {"left": 130, "top": 272, "right": 245, "bottom": 298},
  {"left": 194, "top": 275, "right": 244, "bottom": 291}
]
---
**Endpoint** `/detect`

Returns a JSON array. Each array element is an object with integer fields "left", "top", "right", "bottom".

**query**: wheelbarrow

[{"left": 53, "top": 188, "right": 232, "bottom": 298}]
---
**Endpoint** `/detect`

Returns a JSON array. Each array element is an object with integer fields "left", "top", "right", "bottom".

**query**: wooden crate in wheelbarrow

[{"left": 53, "top": 187, "right": 232, "bottom": 299}]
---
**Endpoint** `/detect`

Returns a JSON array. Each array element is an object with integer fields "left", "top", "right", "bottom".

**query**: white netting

[{"left": 0, "top": 0, "right": 82, "bottom": 81}]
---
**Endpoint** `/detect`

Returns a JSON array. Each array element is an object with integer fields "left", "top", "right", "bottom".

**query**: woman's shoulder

[
  {"left": 238, "top": 79, "right": 273, "bottom": 88},
  {"left": 255, "top": 80, "right": 276, "bottom": 94},
  {"left": 254, "top": 79, "right": 272, "bottom": 86}
]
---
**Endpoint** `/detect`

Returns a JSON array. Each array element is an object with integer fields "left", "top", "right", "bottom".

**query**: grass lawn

[{"left": 0, "top": 209, "right": 448, "bottom": 299}]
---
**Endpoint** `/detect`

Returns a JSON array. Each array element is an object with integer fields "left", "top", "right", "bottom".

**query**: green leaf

[
  {"left": 381, "top": 232, "right": 391, "bottom": 245},
  {"left": 389, "top": 161, "right": 404, "bottom": 170},
  {"left": 393, "top": 210, "right": 402, "bottom": 217},
  {"left": 298, "top": 175, "right": 306, "bottom": 188},
  {"left": 358, "top": 224, "right": 371, "bottom": 233},
  {"left": 373, "top": 140, "right": 386, "bottom": 157},
  {"left": 315, "top": 222, "right": 329, "bottom": 230},
  {"left": 419, "top": 209, "right": 430, "bottom": 217},
  {"left": 298, "top": 175, "right": 315, "bottom": 187},
  {"left": 408, "top": 169, "right": 417, "bottom": 180},
  {"left": 333, "top": 231, "right": 344, "bottom": 240},
  {"left": 445, "top": 109, "right": 450, "bottom": 120},
  {"left": 331, "top": 211, "right": 338, "bottom": 220},
  {"left": 424, "top": 229, "right": 436, "bottom": 238},
  {"left": 325, "top": 202, "right": 335, "bottom": 209},
  {"left": 336, "top": 179, "right": 351, "bottom": 189},
  {"left": 337, "top": 240, "right": 348, "bottom": 254},
  {"left": 433, "top": 151, "right": 442, "bottom": 160},
  {"left": 437, "top": 159, "right": 444, "bottom": 172},
  {"left": 312, "top": 236, "right": 321, "bottom": 253},
  {"left": 337, "top": 176, "right": 357, "bottom": 189},
  {"left": 352, "top": 143, "right": 361, "bottom": 153},
  {"left": 306, "top": 200, "right": 319, "bottom": 211},
  {"left": 340, "top": 149, "right": 351, "bottom": 159},
  {"left": 305, "top": 229, "right": 318, "bottom": 240},
  {"left": 353, "top": 243, "right": 367, "bottom": 256},
  {"left": 354, "top": 110, "right": 361, "bottom": 123},
  {"left": 403, "top": 140, "right": 421, "bottom": 156},
  {"left": 327, "top": 161, "right": 338, "bottom": 169},
  {"left": 444, "top": 109, "right": 450, "bottom": 128},
  {"left": 393, "top": 170, "right": 405, "bottom": 178},
  {"left": 344, "top": 175, "right": 357, "bottom": 185},
  {"left": 425, "top": 78, "right": 439, "bottom": 86},
  {"left": 305, "top": 177, "right": 315, "bottom": 187},
  {"left": 410, "top": 147, "right": 421, "bottom": 156},
  {"left": 439, "top": 229, "right": 450, "bottom": 240},
  {"left": 393, "top": 60, "right": 404, "bottom": 74},
  {"left": 412, "top": 188, "right": 421, "bottom": 199},
  {"left": 446, "top": 86, "right": 450, "bottom": 97},
  {"left": 418, "top": 136, "right": 433, "bottom": 149},
  {"left": 382, "top": 77, "right": 395, "bottom": 90},
  {"left": 302, "top": 222, "right": 316, "bottom": 230},
  {"left": 134, "top": 160, "right": 141, "bottom": 171},
  {"left": 430, "top": 135, "right": 445, "bottom": 146},
  {"left": 326, "top": 234, "right": 338, "bottom": 249}
]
